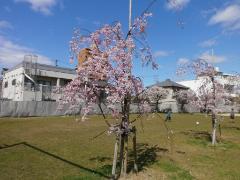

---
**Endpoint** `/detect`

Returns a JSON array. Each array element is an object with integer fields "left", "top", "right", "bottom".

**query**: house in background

[
  {"left": 177, "top": 67, "right": 240, "bottom": 112},
  {"left": 178, "top": 67, "right": 240, "bottom": 97},
  {"left": 1, "top": 55, "right": 76, "bottom": 101},
  {"left": 147, "top": 79, "right": 189, "bottom": 112}
]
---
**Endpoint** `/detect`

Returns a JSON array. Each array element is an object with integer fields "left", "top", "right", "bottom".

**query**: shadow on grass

[
  {"left": 223, "top": 126, "right": 240, "bottom": 131},
  {"left": 89, "top": 156, "right": 111, "bottom": 163},
  {"left": 1, "top": 142, "right": 173, "bottom": 178},
  {"left": 128, "top": 143, "right": 168, "bottom": 172},
  {"left": 181, "top": 130, "right": 211, "bottom": 141},
  {"left": 181, "top": 130, "right": 212, "bottom": 147},
  {"left": 0, "top": 142, "right": 110, "bottom": 179}
]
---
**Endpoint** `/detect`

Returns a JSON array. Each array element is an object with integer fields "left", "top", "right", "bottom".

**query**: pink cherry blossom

[{"left": 61, "top": 13, "right": 156, "bottom": 121}]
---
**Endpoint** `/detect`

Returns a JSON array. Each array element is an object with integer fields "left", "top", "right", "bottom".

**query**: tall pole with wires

[
  {"left": 112, "top": 1, "right": 159, "bottom": 178},
  {"left": 121, "top": 0, "right": 133, "bottom": 176},
  {"left": 128, "top": 0, "right": 138, "bottom": 173},
  {"left": 129, "top": 0, "right": 132, "bottom": 30}
]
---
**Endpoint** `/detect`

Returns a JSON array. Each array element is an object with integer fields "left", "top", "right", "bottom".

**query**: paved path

[{"left": 220, "top": 113, "right": 240, "bottom": 117}]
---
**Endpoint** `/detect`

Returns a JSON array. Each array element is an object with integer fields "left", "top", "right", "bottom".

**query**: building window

[
  {"left": 4, "top": 81, "right": 8, "bottom": 88},
  {"left": 12, "top": 79, "right": 16, "bottom": 86}
]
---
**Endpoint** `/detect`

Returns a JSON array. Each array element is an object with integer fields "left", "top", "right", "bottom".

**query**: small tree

[
  {"left": 178, "top": 59, "right": 230, "bottom": 145},
  {"left": 175, "top": 89, "right": 197, "bottom": 113},
  {"left": 61, "top": 13, "right": 157, "bottom": 178},
  {"left": 143, "top": 86, "right": 168, "bottom": 112}
]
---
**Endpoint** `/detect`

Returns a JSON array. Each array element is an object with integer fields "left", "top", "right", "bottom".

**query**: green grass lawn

[{"left": 0, "top": 113, "right": 240, "bottom": 180}]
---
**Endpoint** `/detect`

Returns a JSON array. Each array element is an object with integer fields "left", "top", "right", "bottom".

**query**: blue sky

[{"left": 0, "top": 0, "right": 240, "bottom": 86}]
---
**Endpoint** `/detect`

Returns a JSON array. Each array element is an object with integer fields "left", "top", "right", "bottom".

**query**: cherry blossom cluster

[
  {"left": 143, "top": 86, "right": 168, "bottom": 103},
  {"left": 62, "top": 13, "right": 156, "bottom": 120}
]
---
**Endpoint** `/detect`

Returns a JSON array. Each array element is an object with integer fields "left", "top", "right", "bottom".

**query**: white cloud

[
  {"left": 177, "top": 58, "right": 189, "bottom": 65},
  {"left": 0, "top": 20, "right": 13, "bottom": 30},
  {"left": 199, "top": 38, "right": 217, "bottom": 48},
  {"left": 154, "top": 50, "right": 172, "bottom": 58},
  {"left": 15, "top": 0, "right": 58, "bottom": 15},
  {"left": 209, "top": 4, "right": 240, "bottom": 31},
  {"left": 199, "top": 51, "right": 226, "bottom": 64},
  {"left": 166, "top": 0, "right": 190, "bottom": 11},
  {"left": 0, "top": 36, "right": 53, "bottom": 67}
]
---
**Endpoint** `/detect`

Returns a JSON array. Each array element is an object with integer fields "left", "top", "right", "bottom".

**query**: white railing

[{"left": 24, "top": 83, "right": 62, "bottom": 93}]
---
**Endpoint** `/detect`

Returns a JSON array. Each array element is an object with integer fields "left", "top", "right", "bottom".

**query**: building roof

[
  {"left": 3, "top": 61, "right": 76, "bottom": 75},
  {"left": 149, "top": 79, "right": 189, "bottom": 89}
]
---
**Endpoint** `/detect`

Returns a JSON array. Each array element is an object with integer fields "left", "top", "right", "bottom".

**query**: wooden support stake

[
  {"left": 119, "top": 134, "right": 125, "bottom": 177},
  {"left": 112, "top": 137, "right": 119, "bottom": 179},
  {"left": 212, "top": 118, "right": 217, "bottom": 145},
  {"left": 132, "top": 126, "right": 138, "bottom": 173},
  {"left": 123, "top": 135, "right": 128, "bottom": 177}
]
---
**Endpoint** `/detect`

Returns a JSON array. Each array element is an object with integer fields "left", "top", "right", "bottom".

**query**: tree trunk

[
  {"left": 111, "top": 95, "right": 133, "bottom": 178},
  {"left": 211, "top": 76, "right": 217, "bottom": 145},
  {"left": 120, "top": 96, "right": 130, "bottom": 176},
  {"left": 211, "top": 112, "right": 217, "bottom": 145},
  {"left": 218, "top": 123, "right": 222, "bottom": 138},
  {"left": 180, "top": 103, "right": 184, "bottom": 113},
  {"left": 156, "top": 100, "right": 159, "bottom": 113},
  {"left": 212, "top": 126, "right": 216, "bottom": 145}
]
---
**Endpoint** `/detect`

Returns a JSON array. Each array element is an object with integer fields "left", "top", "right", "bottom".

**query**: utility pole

[
  {"left": 129, "top": 0, "right": 132, "bottom": 29},
  {"left": 128, "top": 0, "right": 138, "bottom": 173},
  {"left": 129, "top": 0, "right": 133, "bottom": 73},
  {"left": 112, "top": 1, "right": 138, "bottom": 178}
]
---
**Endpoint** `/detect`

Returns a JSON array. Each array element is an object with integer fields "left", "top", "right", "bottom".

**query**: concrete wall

[
  {"left": 0, "top": 101, "right": 79, "bottom": 117},
  {"left": 158, "top": 100, "right": 179, "bottom": 113},
  {"left": 0, "top": 101, "right": 151, "bottom": 117},
  {"left": 0, "top": 101, "right": 238, "bottom": 118},
  {"left": 22, "top": 91, "right": 42, "bottom": 101}
]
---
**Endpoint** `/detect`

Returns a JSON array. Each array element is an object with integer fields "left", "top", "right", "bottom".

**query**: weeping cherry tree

[
  {"left": 61, "top": 13, "right": 157, "bottom": 178},
  {"left": 178, "top": 59, "right": 231, "bottom": 145}
]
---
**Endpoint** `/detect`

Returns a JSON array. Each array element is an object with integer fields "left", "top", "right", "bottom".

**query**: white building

[
  {"left": 178, "top": 68, "right": 240, "bottom": 97},
  {"left": 1, "top": 57, "right": 76, "bottom": 101}
]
